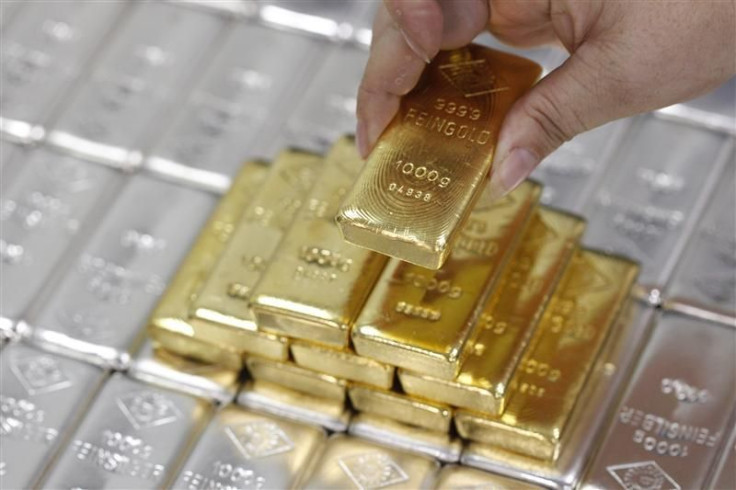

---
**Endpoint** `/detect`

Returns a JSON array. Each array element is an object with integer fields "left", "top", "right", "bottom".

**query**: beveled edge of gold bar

[
  {"left": 290, "top": 340, "right": 395, "bottom": 389},
  {"left": 348, "top": 384, "right": 453, "bottom": 433},
  {"left": 455, "top": 409, "right": 557, "bottom": 461},
  {"left": 397, "top": 368, "right": 503, "bottom": 415},
  {"left": 245, "top": 357, "right": 348, "bottom": 402},
  {"left": 188, "top": 316, "right": 289, "bottom": 361},
  {"left": 253, "top": 305, "right": 350, "bottom": 347},
  {"left": 149, "top": 325, "right": 243, "bottom": 370}
]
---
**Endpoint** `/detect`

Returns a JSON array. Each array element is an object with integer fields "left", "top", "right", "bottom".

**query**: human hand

[{"left": 356, "top": 0, "right": 736, "bottom": 199}]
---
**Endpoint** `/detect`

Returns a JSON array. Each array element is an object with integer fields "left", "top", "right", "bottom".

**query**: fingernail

[
  {"left": 488, "top": 148, "right": 539, "bottom": 201},
  {"left": 398, "top": 26, "right": 431, "bottom": 63},
  {"left": 356, "top": 118, "right": 369, "bottom": 158}
]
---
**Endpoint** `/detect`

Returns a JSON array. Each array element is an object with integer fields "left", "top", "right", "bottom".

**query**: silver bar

[
  {"left": 0, "top": 0, "right": 125, "bottom": 140},
  {"left": 146, "top": 23, "right": 321, "bottom": 186},
  {"left": 282, "top": 45, "right": 367, "bottom": 152},
  {"left": 39, "top": 373, "right": 213, "bottom": 489},
  {"left": 166, "top": 0, "right": 258, "bottom": 18},
  {"left": 128, "top": 340, "right": 239, "bottom": 405},
  {"left": 666, "top": 154, "right": 735, "bottom": 322},
  {"left": 706, "top": 421, "right": 736, "bottom": 490},
  {"left": 0, "top": 139, "right": 24, "bottom": 188},
  {"left": 0, "top": 343, "right": 105, "bottom": 488},
  {"left": 258, "top": 1, "right": 358, "bottom": 40},
  {"left": 0, "top": 0, "right": 23, "bottom": 28},
  {"left": 1, "top": 148, "right": 122, "bottom": 326},
  {"left": 462, "top": 301, "right": 656, "bottom": 490},
  {"left": 19, "top": 174, "right": 216, "bottom": 369},
  {"left": 582, "top": 116, "right": 729, "bottom": 289},
  {"left": 172, "top": 406, "right": 326, "bottom": 489},
  {"left": 237, "top": 380, "right": 351, "bottom": 433},
  {"left": 531, "top": 119, "right": 631, "bottom": 213},
  {"left": 349, "top": 413, "right": 462, "bottom": 463},
  {"left": 656, "top": 77, "right": 736, "bottom": 136},
  {"left": 581, "top": 312, "right": 736, "bottom": 490},
  {"left": 46, "top": 2, "right": 224, "bottom": 168},
  {"left": 350, "top": 1, "right": 378, "bottom": 47},
  {"left": 300, "top": 434, "right": 439, "bottom": 489}
]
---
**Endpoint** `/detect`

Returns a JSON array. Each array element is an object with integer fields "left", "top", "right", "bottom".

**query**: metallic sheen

[
  {"left": 245, "top": 357, "right": 348, "bottom": 402},
  {"left": 399, "top": 208, "right": 584, "bottom": 413},
  {"left": 352, "top": 181, "right": 540, "bottom": 379},
  {"left": 337, "top": 44, "right": 542, "bottom": 269},
  {"left": 348, "top": 385, "right": 452, "bottom": 433},
  {"left": 455, "top": 249, "right": 638, "bottom": 460},
  {"left": 434, "top": 465, "right": 542, "bottom": 489}
]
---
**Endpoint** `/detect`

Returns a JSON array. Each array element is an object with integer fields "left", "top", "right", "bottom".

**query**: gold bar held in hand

[{"left": 337, "top": 45, "right": 542, "bottom": 269}]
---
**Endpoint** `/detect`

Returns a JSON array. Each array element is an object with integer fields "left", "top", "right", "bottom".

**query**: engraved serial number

[
  {"left": 393, "top": 160, "right": 451, "bottom": 188},
  {"left": 400, "top": 272, "right": 462, "bottom": 298},
  {"left": 395, "top": 301, "right": 441, "bottom": 321},
  {"left": 387, "top": 183, "right": 432, "bottom": 202}
]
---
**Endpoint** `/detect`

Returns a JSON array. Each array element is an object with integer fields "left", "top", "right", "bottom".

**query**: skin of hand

[{"left": 356, "top": 0, "right": 736, "bottom": 200}]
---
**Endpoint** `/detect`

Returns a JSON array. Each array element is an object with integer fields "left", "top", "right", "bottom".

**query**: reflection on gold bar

[
  {"left": 352, "top": 181, "right": 540, "bottom": 379},
  {"left": 348, "top": 385, "right": 452, "bottom": 433},
  {"left": 181, "top": 319, "right": 289, "bottom": 361},
  {"left": 301, "top": 435, "right": 438, "bottom": 490},
  {"left": 434, "top": 465, "right": 542, "bottom": 489},
  {"left": 291, "top": 340, "right": 395, "bottom": 389},
  {"left": 148, "top": 161, "right": 269, "bottom": 368},
  {"left": 193, "top": 149, "right": 322, "bottom": 329},
  {"left": 337, "top": 45, "right": 541, "bottom": 269},
  {"left": 399, "top": 208, "right": 584, "bottom": 413},
  {"left": 455, "top": 250, "right": 638, "bottom": 460},
  {"left": 246, "top": 357, "right": 348, "bottom": 402},
  {"left": 251, "top": 137, "right": 389, "bottom": 347}
]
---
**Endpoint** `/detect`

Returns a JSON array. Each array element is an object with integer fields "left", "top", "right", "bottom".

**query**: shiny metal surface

[
  {"left": 301, "top": 434, "right": 439, "bottom": 490},
  {"left": 40, "top": 373, "right": 212, "bottom": 489},
  {"left": 0, "top": 343, "right": 105, "bottom": 489},
  {"left": 435, "top": 464, "right": 542, "bottom": 489},
  {"left": 0, "top": 0, "right": 125, "bottom": 140},
  {"left": 172, "top": 406, "right": 325, "bottom": 489},
  {"left": 352, "top": 181, "right": 540, "bottom": 380},
  {"left": 1, "top": 148, "right": 121, "bottom": 325},
  {"left": 20, "top": 174, "right": 215, "bottom": 368},
  {"left": 246, "top": 357, "right": 348, "bottom": 402},
  {"left": 337, "top": 45, "right": 541, "bottom": 269},
  {"left": 259, "top": 0, "right": 359, "bottom": 39},
  {"left": 582, "top": 116, "right": 728, "bottom": 289},
  {"left": 581, "top": 312, "right": 736, "bottom": 490},
  {"left": 47, "top": 2, "right": 223, "bottom": 166}
]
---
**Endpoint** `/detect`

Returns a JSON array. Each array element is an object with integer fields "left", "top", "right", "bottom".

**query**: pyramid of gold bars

[{"left": 148, "top": 44, "right": 639, "bottom": 463}]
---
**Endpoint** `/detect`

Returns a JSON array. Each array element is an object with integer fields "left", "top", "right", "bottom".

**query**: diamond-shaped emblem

[
  {"left": 225, "top": 421, "right": 294, "bottom": 460},
  {"left": 338, "top": 452, "right": 409, "bottom": 490},
  {"left": 607, "top": 461, "right": 681, "bottom": 490},
  {"left": 116, "top": 391, "right": 181, "bottom": 430},
  {"left": 11, "top": 355, "right": 72, "bottom": 395}
]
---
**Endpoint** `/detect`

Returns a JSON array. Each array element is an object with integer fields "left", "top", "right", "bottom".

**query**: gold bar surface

[
  {"left": 352, "top": 181, "right": 540, "bottom": 379},
  {"left": 291, "top": 340, "right": 395, "bottom": 389},
  {"left": 246, "top": 357, "right": 348, "bottom": 402},
  {"left": 434, "top": 465, "right": 542, "bottom": 489},
  {"left": 399, "top": 208, "right": 584, "bottom": 413},
  {"left": 147, "top": 161, "right": 269, "bottom": 368},
  {"left": 337, "top": 45, "right": 542, "bottom": 269},
  {"left": 455, "top": 249, "right": 638, "bottom": 460},
  {"left": 348, "top": 385, "right": 453, "bottom": 433},
  {"left": 301, "top": 435, "right": 438, "bottom": 490},
  {"left": 193, "top": 149, "right": 323, "bottom": 329},
  {"left": 251, "top": 137, "right": 389, "bottom": 347}
]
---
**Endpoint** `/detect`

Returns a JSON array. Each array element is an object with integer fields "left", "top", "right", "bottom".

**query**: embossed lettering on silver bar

[
  {"left": 0, "top": 343, "right": 105, "bottom": 488},
  {"left": 582, "top": 116, "right": 728, "bottom": 289},
  {"left": 1, "top": 148, "right": 121, "bottom": 327},
  {"left": 666, "top": 155, "right": 735, "bottom": 322},
  {"left": 581, "top": 312, "right": 736, "bottom": 490},
  {"left": 146, "top": 23, "right": 320, "bottom": 186},
  {"left": 0, "top": 0, "right": 125, "bottom": 140},
  {"left": 39, "top": 373, "right": 212, "bottom": 489},
  {"left": 172, "top": 406, "right": 325, "bottom": 489},
  {"left": 19, "top": 174, "right": 216, "bottom": 368},
  {"left": 46, "top": 2, "right": 223, "bottom": 166}
]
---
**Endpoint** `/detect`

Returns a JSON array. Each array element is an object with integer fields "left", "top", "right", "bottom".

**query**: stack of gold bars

[{"left": 148, "top": 44, "right": 639, "bottom": 465}]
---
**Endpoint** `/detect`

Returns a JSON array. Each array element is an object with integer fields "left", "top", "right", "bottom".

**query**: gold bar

[
  {"left": 434, "top": 465, "right": 543, "bottom": 489},
  {"left": 291, "top": 340, "right": 395, "bottom": 389},
  {"left": 192, "top": 149, "right": 323, "bottom": 355},
  {"left": 251, "top": 136, "right": 389, "bottom": 347},
  {"left": 245, "top": 357, "right": 348, "bottom": 402},
  {"left": 348, "top": 384, "right": 452, "bottom": 433},
  {"left": 455, "top": 249, "right": 638, "bottom": 460},
  {"left": 301, "top": 435, "right": 438, "bottom": 490},
  {"left": 147, "top": 161, "right": 269, "bottom": 368},
  {"left": 352, "top": 181, "right": 540, "bottom": 380},
  {"left": 399, "top": 208, "right": 584, "bottom": 414},
  {"left": 337, "top": 45, "right": 542, "bottom": 269}
]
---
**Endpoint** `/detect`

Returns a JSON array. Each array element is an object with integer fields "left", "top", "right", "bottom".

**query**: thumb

[{"left": 488, "top": 51, "right": 623, "bottom": 199}]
